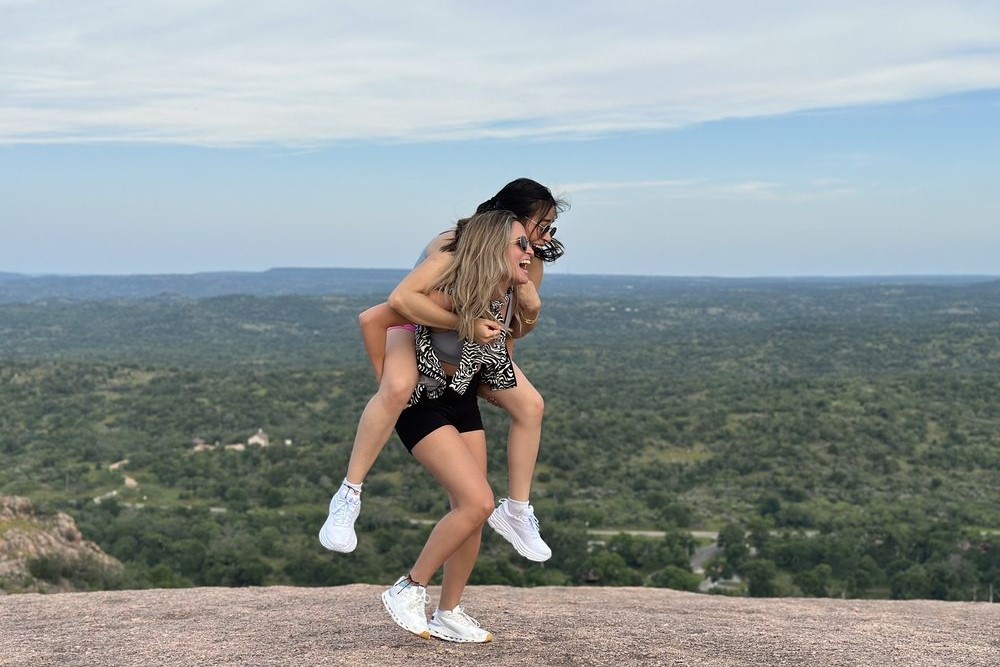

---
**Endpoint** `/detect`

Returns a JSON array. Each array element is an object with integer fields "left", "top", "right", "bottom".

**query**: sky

[{"left": 2, "top": 0, "right": 999, "bottom": 277}]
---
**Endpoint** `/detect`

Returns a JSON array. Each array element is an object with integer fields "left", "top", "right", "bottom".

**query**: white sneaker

[
  {"left": 381, "top": 576, "right": 430, "bottom": 639},
  {"left": 488, "top": 498, "right": 552, "bottom": 562},
  {"left": 429, "top": 606, "right": 494, "bottom": 643},
  {"left": 318, "top": 486, "right": 361, "bottom": 553}
]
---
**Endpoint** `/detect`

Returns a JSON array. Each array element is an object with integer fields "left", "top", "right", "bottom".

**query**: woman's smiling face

[
  {"left": 507, "top": 221, "right": 534, "bottom": 285},
  {"left": 524, "top": 205, "right": 557, "bottom": 247}
]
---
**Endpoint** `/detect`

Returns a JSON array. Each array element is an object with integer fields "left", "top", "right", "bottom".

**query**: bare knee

[
  {"left": 466, "top": 489, "right": 495, "bottom": 525},
  {"left": 509, "top": 389, "right": 544, "bottom": 425},
  {"left": 377, "top": 371, "right": 416, "bottom": 409},
  {"left": 476, "top": 494, "right": 496, "bottom": 524},
  {"left": 357, "top": 307, "right": 377, "bottom": 330}
]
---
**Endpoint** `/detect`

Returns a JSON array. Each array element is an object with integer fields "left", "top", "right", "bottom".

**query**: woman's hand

[
  {"left": 515, "top": 280, "right": 541, "bottom": 314},
  {"left": 473, "top": 318, "right": 504, "bottom": 345}
]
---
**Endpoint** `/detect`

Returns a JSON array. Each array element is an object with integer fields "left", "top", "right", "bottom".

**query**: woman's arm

[
  {"left": 358, "top": 233, "right": 461, "bottom": 380},
  {"left": 387, "top": 252, "right": 461, "bottom": 330},
  {"left": 358, "top": 302, "right": 410, "bottom": 381},
  {"left": 387, "top": 250, "right": 505, "bottom": 344},
  {"left": 388, "top": 248, "right": 503, "bottom": 335},
  {"left": 511, "top": 260, "right": 544, "bottom": 338}
]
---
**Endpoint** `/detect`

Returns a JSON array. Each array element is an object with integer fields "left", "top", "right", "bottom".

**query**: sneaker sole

[
  {"left": 318, "top": 519, "right": 358, "bottom": 553},
  {"left": 381, "top": 590, "right": 430, "bottom": 640},
  {"left": 429, "top": 626, "right": 493, "bottom": 643},
  {"left": 487, "top": 511, "right": 552, "bottom": 562}
]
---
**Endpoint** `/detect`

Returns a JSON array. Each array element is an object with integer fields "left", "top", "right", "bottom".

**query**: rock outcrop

[
  {"left": 0, "top": 495, "right": 122, "bottom": 593},
  {"left": 1, "top": 497, "right": 996, "bottom": 665},
  {"left": 0, "top": 585, "right": 997, "bottom": 666}
]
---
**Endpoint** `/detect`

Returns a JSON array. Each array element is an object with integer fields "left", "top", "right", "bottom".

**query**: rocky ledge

[
  {"left": 0, "top": 495, "right": 122, "bottom": 593},
  {"left": 0, "top": 584, "right": 996, "bottom": 666}
]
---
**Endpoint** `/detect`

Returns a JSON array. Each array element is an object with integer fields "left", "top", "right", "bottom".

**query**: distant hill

[
  {"left": 0, "top": 267, "right": 996, "bottom": 303},
  {"left": 0, "top": 268, "right": 407, "bottom": 303}
]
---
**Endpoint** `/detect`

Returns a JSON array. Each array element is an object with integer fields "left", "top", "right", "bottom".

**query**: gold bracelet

[{"left": 522, "top": 315, "right": 537, "bottom": 325}]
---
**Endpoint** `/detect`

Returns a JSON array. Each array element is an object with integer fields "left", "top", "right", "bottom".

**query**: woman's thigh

[
  {"left": 379, "top": 328, "right": 419, "bottom": 400},
  {"left": 413, "top": 427, "right": 490, "bottom": 504}
]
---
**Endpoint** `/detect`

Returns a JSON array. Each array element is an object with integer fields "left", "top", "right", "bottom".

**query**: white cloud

[
  {"left": 2, "top": 0, "right": 999, "bottom": 145},
  {"left": 558, "top": 178, "right": 856, "bottom": 202},
  {"left": 557, "top": 179, "right": 700, "bottom": 194}
]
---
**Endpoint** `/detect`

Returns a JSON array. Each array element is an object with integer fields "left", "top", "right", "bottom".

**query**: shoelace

[
  {"left": 515, "top": 508, "right": 542, "bottom": 536},
  {"left": 445, "top": 606, "right": 482, "bottom": 628},
  {"left": 330, "top": 491, "right": 360, "bottom": 526},
  {"left": 402, "top": 585, "right": 430, "bottom": 615}
]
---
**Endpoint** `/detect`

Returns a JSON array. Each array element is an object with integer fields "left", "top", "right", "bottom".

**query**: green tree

[
  {"left": 794, "top": 564, "right": 832, "bottom": 597},
  {"left": 649, "top": 566, "right": 701, "bottom": 591},
  {"left": 891, "top": 564, "right": 931, "bottom": 600},
  {"left": 744, "top": 559, "right": 777, "bottom": 597},
  {"left": 718, "top": 522, "right": 749, "bottom": 571},
  {"left": 581, "top": 552, "right": 642, "bottom": 586}
]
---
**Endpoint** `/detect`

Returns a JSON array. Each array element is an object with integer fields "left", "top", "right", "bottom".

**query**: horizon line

[{"left": 3, "top": 267, "right": 998, "bottom": 281}]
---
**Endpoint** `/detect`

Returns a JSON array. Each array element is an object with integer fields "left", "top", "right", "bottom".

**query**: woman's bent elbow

[{"left": 386, "top": 292, "right": 405, "bottom": 315}]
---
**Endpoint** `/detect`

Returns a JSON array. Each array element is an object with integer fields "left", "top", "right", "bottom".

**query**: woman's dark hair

[{"left": 470, "top": 178, "right": 568, "bottom": 263}]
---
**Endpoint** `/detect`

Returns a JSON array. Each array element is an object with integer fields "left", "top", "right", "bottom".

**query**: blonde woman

[{"left": 380, "top": 210, "right": 534, "bottom": 642}]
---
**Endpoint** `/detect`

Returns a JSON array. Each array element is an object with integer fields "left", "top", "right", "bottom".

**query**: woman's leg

[
  {"left": 428, "top": 429, "right": 495, "bottom": 643},
  {"left": 408, "top": 427, "right": 494, "bottom": 586},
  {"left": 479, "top": 362, "right": 543, "bottom": 502},
  {"left": 344, "top": 327, "right": 418, "bottom": 484},
  {"left": 358, "top": 302, "right": 411, "bottom": 382},
  {"left": 320, "top": 327, "right": 417, "bottom": 553},
  {"left": 382, "top": 425, "right": 492, "bottom": 639},
  {"left": 479, "top": 363, "right": 551, "bottom": 561},
  {"left": 437, "top": 429, "right": 488, "bottom": 610}
]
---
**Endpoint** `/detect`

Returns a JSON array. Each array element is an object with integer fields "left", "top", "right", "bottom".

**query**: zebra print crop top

[{"left": 409, "top": 288, "right": 517, "bottom": 404}]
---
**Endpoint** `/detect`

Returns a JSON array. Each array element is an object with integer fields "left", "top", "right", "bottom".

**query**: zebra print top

[{"left": 408, "top": 288, "right": 517, "bottom": 405}]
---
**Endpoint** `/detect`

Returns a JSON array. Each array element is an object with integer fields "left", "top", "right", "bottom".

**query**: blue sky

[{"left": 2, "top": 1, "right": 999, "bottom": 277}]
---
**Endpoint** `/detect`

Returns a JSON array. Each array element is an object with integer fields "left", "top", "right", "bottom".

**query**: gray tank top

[{"left": 430, "top": 292, "right": 514, "bottom": 365}]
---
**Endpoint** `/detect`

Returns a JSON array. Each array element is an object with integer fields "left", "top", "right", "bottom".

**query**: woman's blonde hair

[{"left": 432, "top": 210, "right": 519, "bottom": 342}]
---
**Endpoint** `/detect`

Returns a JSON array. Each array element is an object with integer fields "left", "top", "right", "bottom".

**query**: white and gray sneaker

[
  {"left": 382, "top": 576, "right": 430, "bottom": 639},
  {"left": 488, "top": 498, "right": 552, "bottom": 562},
  {"left": 318, "top": 486, "right": 361, "bottom": 553},
  {"left": 428, "top": 606, "right": 494, "bottom": 643}
]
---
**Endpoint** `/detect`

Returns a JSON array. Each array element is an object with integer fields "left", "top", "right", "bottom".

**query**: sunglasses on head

[{"left": 514, "top": 236, "right": 530, "bottom": 251}]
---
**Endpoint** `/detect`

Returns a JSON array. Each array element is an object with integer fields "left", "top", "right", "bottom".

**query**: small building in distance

[
  {"left": 191, "top": 438, "right": 216, "bottom": 452},
  {"left": 248, "top": 429, "right": 270, "bottom": 447},
  {"left": 109, "top": 459, "right": 129, "bottom": 471}
]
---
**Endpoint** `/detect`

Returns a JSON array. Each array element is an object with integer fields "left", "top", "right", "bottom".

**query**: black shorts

[{"left": 395, "top": 376, "right": 483, "bottom": 452}]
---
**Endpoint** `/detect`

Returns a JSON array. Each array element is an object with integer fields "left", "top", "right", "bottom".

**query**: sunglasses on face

[
  {"left": 536, "top": 223, "right": 557, "bottom": 238},
  {"left": 514, "top": 236, "right": 530, "bottom": 251}
]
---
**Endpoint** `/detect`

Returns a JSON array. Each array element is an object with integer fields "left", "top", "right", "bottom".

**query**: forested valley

[{"left": 1, "top": 272, "right": 997, "bottom": 600}]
